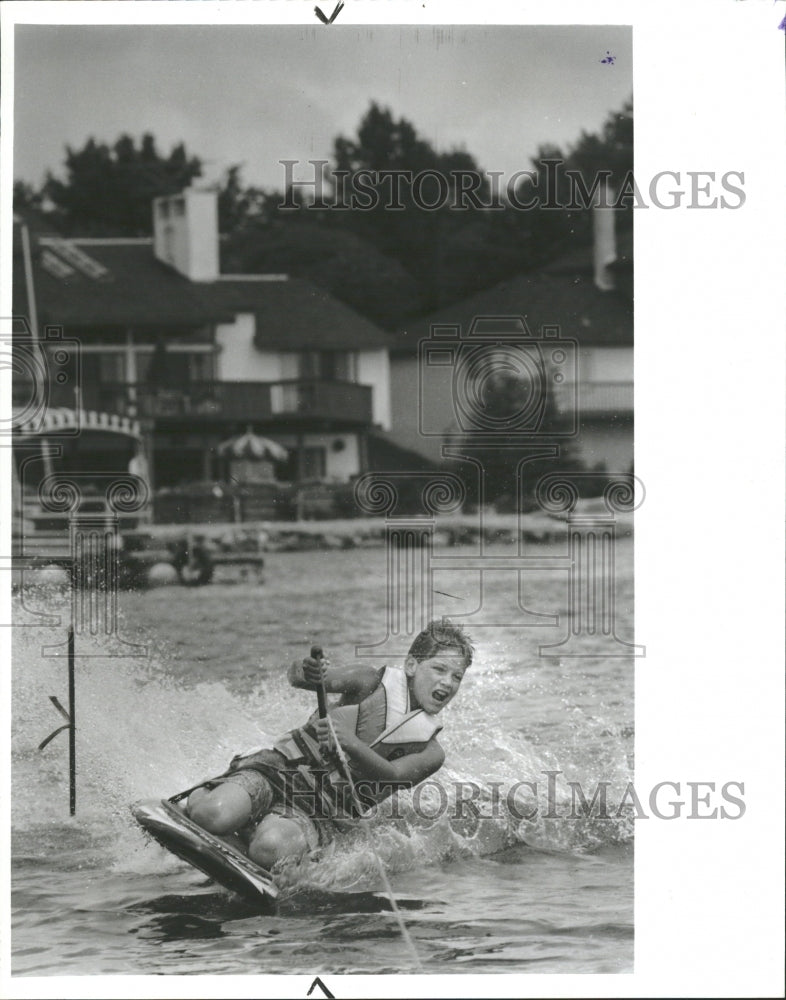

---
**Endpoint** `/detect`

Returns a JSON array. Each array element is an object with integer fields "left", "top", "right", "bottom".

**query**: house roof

[
  {"left": 211, "top": 278, "right": 392, "bottom": 350},
  {"left": 390, "top": 221, "right": 633, "bottom": 354},
  {"left": 391, "top": 268, "right": 632, "bottom": 354},
  {"left": 13, "top": 228, "right": 392, "bottom": 349},
  {"left": 540, "top": 227, "right": 633, "bottom": 276},
  {"left": 13, "top": 235, "right": 234, "bottom": 327}
]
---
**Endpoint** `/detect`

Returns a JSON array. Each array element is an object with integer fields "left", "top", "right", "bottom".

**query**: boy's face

[{"left": 404, "top": 649, "right": 467, "bottom": 715}]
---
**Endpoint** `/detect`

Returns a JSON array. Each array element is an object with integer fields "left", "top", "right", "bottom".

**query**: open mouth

[{"left": 432, "top": 690, "right": 450, "bottom": 704}]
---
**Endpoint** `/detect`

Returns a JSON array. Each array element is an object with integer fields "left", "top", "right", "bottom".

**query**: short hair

[{"left": 407, "top": 619, "right": 474, "bottom": 668}]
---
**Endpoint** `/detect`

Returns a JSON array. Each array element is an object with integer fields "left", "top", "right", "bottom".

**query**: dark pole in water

[
  {"left": 68, "top": 623, "right": 76, "bottom": 816},
  {"left": 38, "top": 556, "right": 79, "bottom": 815},
  {"left": 38, "top": 623, "right": 77, "bottom": 815}
]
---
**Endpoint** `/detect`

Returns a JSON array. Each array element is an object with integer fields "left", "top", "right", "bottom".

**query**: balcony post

[{"left": 125, "top": 327, "right": 138, "bottom": 417}]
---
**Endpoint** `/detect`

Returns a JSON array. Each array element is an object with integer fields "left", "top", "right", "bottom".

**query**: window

[
  {"left": 188, "top": 352, "right": 215, "bottom": 382},
  {"left": 82, "top": 352, "right": 126, "bottom": 383},
  {"left": 137, "top": 349, "right": 215, "bottom": 385},
  {"left": 281, "top": 351, "right": 357, "bottom": 381},
  {"left": 162, "top": 224, "right": 174, "bottom": 263},
  {"left": 300, "top": 446, "right": 326, "bottom": 479},
  {"left": 332, "top": 351, "right": 357, "bottom": 382},
  {"left": 297, "top": 352, "right": 321, "bottom": 378}
]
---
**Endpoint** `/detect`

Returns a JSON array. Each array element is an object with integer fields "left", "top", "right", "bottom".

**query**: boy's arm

[
  {"left": 341, "top": 737, "right": 445, "bottom": 788},
  {"left": 315, "top": 710, "right": 445, "bottom": 786},
  {"left": 287, "top": 655, "right": 382, "bottom": 700}
]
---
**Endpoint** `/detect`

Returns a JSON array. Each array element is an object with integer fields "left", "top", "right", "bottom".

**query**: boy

[{"left": 187, "top": 620, "right": 473, "bottom": 869}]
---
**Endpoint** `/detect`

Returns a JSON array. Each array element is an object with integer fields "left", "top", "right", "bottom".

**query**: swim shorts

[{"left": 209, "top": 748, "right": 330, "bottom": 849}]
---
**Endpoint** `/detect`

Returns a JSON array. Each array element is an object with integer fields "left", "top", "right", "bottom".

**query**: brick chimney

[
  {"left": 592, "top": 180, "right": 617, "bottom": 291},
  {"left": 152, "top": 187, "right": 218, "bottom": 281}
]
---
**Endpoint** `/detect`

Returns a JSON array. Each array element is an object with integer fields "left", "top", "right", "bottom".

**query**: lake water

[{"left": 11, "top": 539, "right": 634, "bottom": 976}]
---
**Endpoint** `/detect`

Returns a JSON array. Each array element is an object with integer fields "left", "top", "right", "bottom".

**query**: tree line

[{"left": 15, "top": 100, "right": 632, "bottom": 331}]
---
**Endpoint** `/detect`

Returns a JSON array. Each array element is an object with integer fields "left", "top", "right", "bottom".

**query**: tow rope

[{"left": 324, "top": 712, "right": 425, "bottom": 973}]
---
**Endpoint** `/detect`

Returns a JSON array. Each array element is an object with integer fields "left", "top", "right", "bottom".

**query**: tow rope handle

[
  {"left": 311, "top": 644, "right": 328, "bottom": 719},
  {"left": 311, "top": 644, "right": 336, "bottom": 764}
]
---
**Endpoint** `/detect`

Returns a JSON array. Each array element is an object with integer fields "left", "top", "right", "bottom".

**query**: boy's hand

[
  {"left": 314, "top": 714, "right": 355, "bottom": 755},
  {"left": 301, "top": 654, "right": 329, "bottom": 688}
]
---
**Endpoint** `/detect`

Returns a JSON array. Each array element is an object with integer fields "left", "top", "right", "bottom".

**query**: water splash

[{"left": 12, "top": 589, "right": 633, "bottom": 898}]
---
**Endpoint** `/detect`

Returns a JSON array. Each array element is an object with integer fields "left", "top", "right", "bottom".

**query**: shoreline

[
  {"left": 127, "top": 502, "right": 634, "bottom": 554},
  {"left": 15, "top": 504, "right": 634, "bottom": 586}
]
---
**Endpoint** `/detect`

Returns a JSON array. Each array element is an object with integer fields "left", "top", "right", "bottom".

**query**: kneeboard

[{"left": 131, "top": 798, "right": 278, "bottom": 906}]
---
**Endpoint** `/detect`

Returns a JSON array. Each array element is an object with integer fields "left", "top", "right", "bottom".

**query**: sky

[{"left": 14, "top": 24, "right": 632, "bottom": 191}]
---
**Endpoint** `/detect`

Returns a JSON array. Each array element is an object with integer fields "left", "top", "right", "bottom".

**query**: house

[
  {"left": 384, "top": 200, "right": 634, "bottom": 475},
  {"left": 12, "top": 188, "right": 392, "bottom": 508}
]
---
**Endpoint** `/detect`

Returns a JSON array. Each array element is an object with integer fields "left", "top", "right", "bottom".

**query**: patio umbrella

[{"left": 217, "top": 427, "right": 288, "bottom": 462}]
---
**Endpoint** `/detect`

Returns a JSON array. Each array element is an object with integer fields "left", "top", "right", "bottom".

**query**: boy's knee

[
  {"left": 248, "top": 818, "right": 307, "bottom": 869},
  {"left": 186, "top": 786, "right": 208, "bottom": 814},
  {"left": 188, "top": 796, "right": 229, "bottom": 834},
  {"left": 187, "top": 785, "right": 251, "bottom": 836}
]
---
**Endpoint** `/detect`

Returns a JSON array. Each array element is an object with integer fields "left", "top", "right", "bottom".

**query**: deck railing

[{"left": 31, "top": 379, "right": 375, "bottom": 425}]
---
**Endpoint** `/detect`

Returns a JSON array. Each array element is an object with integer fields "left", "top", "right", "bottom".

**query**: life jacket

[{"left": 259, "top": 665, "right": 442, "bottom": 819}]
